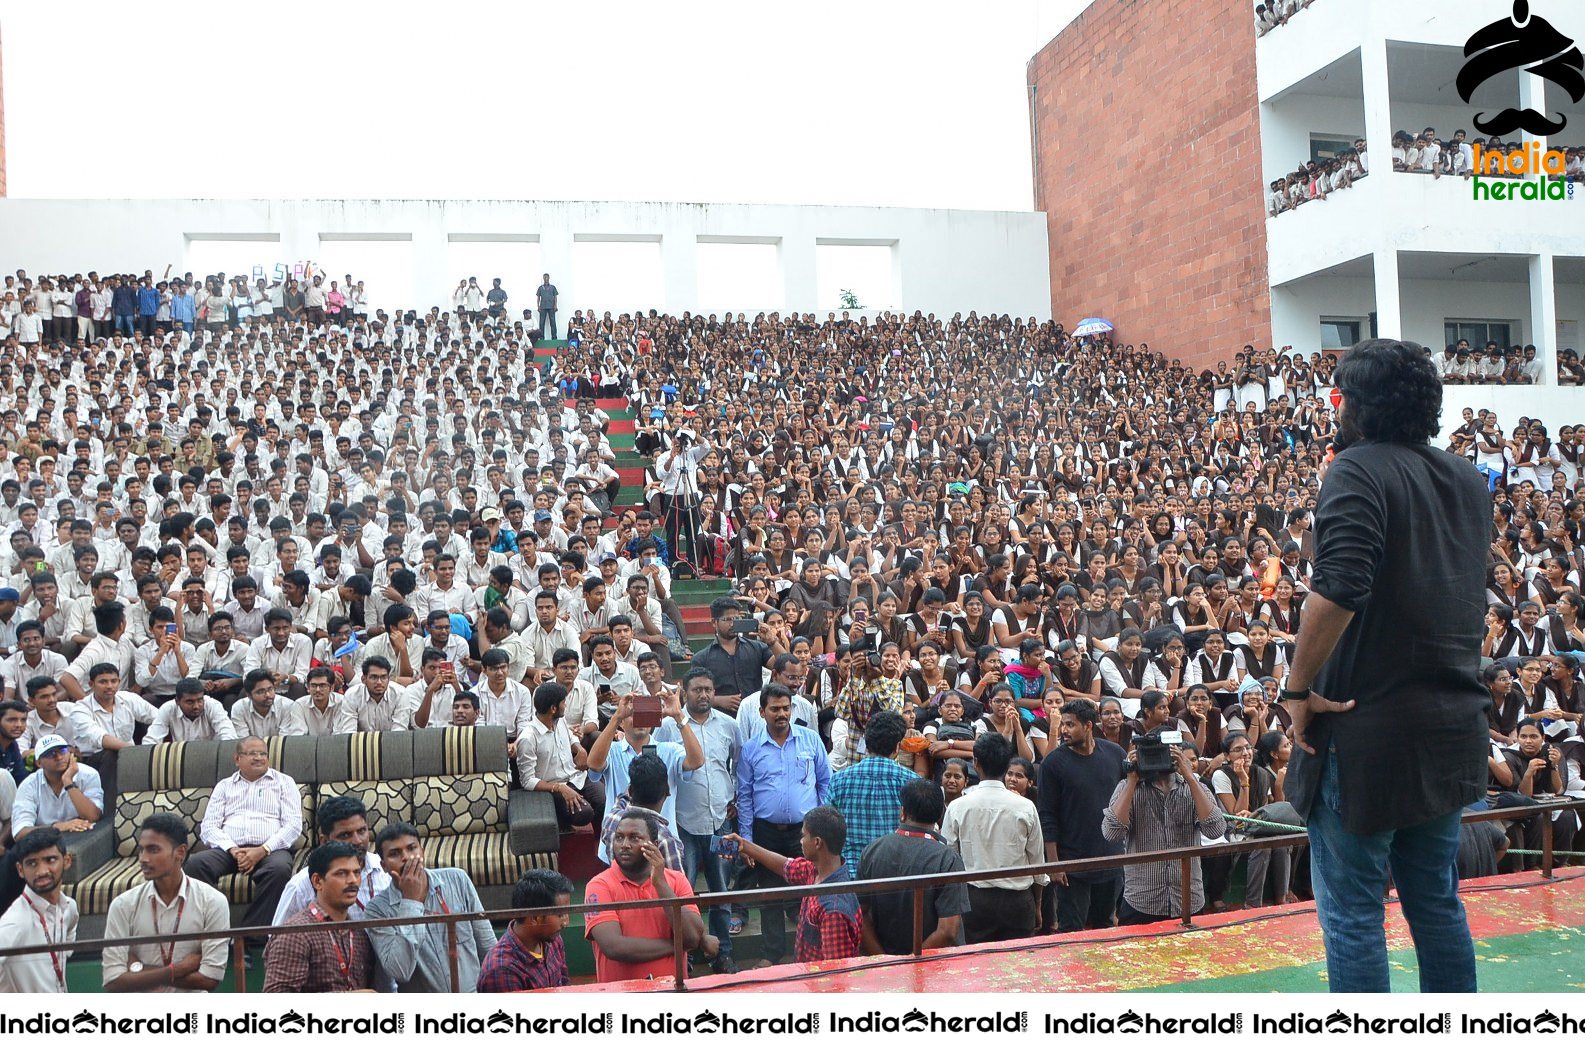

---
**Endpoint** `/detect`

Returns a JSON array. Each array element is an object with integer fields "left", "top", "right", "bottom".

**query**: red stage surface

[{"left": 567, "top": 870, "right": 1585, "bottom": 993}]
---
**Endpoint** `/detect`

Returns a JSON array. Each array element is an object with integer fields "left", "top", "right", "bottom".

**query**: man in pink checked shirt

[{"left": 185, "top": 736, "right": 303, "bottom": 946}]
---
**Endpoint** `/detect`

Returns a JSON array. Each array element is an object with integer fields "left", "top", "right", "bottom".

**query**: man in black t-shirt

[
  {"left": 857, "top": 779, "right": 969, "bottom": 955},
  {"left": 1038, "top": 700, "right": 1126, "bottom": 932}
]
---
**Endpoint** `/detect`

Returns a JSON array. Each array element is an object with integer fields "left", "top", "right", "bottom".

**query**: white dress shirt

[
  {"left": 229, "top": 695, "right": 308, "bottom": 738},
  {"left": 241, "top": 633, "right": 313, "bottom": 680},
  {"left": 147, "top": 698, "right": 239, "bottom": 743},
  {"left": 101, "top": 876, "right": 230, "bottom": 991},
  {"left": 201, "top": 768, "right": 303, "bottom": 852},
  {"left": 298, "top": 692, "right": 346, "bottom": 736},
  {"left": 0, "top": 886, "right": 78, "bottom": 993},
  {"left": 476, "top": 678, "right": 535, "bottom": 741},
  {"left": 334, "top": 683, "right": 420, "bottom": 733},
  {"left": 67, "top": 691, "right": 158, "bottom": 756},
  {"left": 941, "top": 779, "right": 1048, "bottom": 891},
  {"left": 64, "top": 633, "right": 136, "bottom": 690},
  {"left": 516, "top": 716, "right": 586, "bottom": 790},
  {"left": 18, "top": 704, "right": 79, "bottom": 752},
  {"left": 2, "top": 649, "right": 66, "bottom": 699}
]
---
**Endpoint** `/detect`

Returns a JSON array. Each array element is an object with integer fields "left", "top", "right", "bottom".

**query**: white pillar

[
  {"left": 660, "top": 210, "right": 698, "bottom": 314},
  {"left": 783, "top": 237, "right": 818, "bottom": 315},
  {"left": 1519, "top": 68, "right": 1548, "bottom": 157},
  {"left": 1359, "top": 36, "right": 1393, "bottom": 183},
  {"left": 1530, "top": 253, "right": 1559, "bottom": 384},
  {"left": 1373, "top": 248, "right": 1401, "bottom": 340}
]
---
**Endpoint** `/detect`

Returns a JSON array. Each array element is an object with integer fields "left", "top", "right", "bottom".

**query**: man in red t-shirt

[
  {"left": 585, "top": 811, "right": 715, "bottom": 983},
  {"left": 723, "top": 805, "right": 860, "bottom": 963}
]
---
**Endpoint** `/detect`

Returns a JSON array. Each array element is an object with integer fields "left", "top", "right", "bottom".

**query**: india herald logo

[{"left": 1459, "top": 0, "right": 1584, "bottom": 136}]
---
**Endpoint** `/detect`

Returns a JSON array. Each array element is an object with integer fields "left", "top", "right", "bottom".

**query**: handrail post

[
  {"left": 232, "top": 935, "right": 247, "bottom": 993},
  {"left": 1180, "top": 856, "right": 1194, "bottom": 927},
  {"left": 446, "top": 918, "right": 461, "bottom": 992},
  {"left": 911, "top": 885, "right": 925, "bottom": 956},
  {"left": 1542, "top": 809, "right": 1555, "bottom": 879},
  {"left": 672, "top": 913, "right": 688, "bottom": 991}
]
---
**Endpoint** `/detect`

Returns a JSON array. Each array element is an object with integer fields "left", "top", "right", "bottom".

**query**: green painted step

[{"left": 535, "top": 339, "right": 572, "bottom": 349}]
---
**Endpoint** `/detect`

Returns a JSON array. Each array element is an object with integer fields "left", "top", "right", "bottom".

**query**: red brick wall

[{"left": 1028, "top": 0, "right": 1269, "bottom": 368}]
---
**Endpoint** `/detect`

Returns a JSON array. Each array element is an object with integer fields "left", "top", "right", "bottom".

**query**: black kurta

[{"left": 1286, "top": 440, "right": 1491, "bottom": 835}]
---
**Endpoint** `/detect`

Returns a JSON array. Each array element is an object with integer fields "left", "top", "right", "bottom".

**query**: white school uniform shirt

[{"left": 0, "top": 886, "right": 78, "bottom": 993}]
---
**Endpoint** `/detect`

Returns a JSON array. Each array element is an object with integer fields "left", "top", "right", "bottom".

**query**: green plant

[{"left": 839, "top": 288, "right": 863, "bottom": 310}]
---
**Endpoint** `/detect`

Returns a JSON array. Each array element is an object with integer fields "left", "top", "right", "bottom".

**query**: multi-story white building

[{"left": 1259, "top": 0, "right": 1585, "bottom": 422}]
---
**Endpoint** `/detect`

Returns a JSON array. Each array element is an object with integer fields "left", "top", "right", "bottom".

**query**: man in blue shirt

[
  {"left": 586, "top": 691, "right": 703, "bottom": 863},
  {"left": 136, "top": 278, "right": 160, "bottom": 336},
  {"left": 735, "top": 683, "right": 830, "bottom": 964},
  {"left": 655, "top": 668, "right": 742, "bottom": 972}
]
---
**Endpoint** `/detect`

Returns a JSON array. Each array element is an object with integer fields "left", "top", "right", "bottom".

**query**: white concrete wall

[
  {"left": 1257, "top": 0, "right": 1517, "bottom": 102},
  {"left": 0, "top": 199, "right": 1052, "bottom": 320},
  {"left": 1438, "top": 388, "right": 1585, "bottom": 444},
  {"left": 1261, "top": 93, "right": 1366, "bottom": 183}
]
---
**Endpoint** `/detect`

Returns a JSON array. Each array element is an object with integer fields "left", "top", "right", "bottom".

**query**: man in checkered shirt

[{"left": 723, "top": 806, "right": 860, "bottom": 963}]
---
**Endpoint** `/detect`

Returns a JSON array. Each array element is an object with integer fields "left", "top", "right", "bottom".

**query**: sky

[{"left": 0, "top": 0, "right": 1090, "bottom": 210}]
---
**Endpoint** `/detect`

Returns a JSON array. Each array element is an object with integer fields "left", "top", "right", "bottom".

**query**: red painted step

[
  {"left": 607, "top": 419, "right": 636, "bottom": 435},
  {"left": 563, "top": 398, "right": 629, "bottom": 411}
]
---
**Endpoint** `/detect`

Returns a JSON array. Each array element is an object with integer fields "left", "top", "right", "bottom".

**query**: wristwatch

[
  {"left": 128, "top": 961, "right": 144, "bottom": 973},
  {"left": 1279, "top": 686, "right": 1311, "bottom": 701}
]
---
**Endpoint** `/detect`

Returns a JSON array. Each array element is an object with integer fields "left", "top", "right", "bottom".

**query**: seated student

[
  {"left": 721, "top": 806, "right": 860, "bottom": 962},
  {"left": 11, "top": 735, "right": 103, "bottom": 839},
  {"left": 229, "top": 668, "right": 307, "bottom": 737},
  {"left": 147, "top": 677, "right": 237, "bottom": 743},
  {"left": 478, "top": 869, "right": 575, "bottom": 992}
]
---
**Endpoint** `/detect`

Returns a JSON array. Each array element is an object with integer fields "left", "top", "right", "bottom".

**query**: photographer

[
  {"left": 833, "top": 636, "right": 904, "bottom": 769},
  {"left": 656, "top": 425, "right": 711, "bottom": 568},
  {"left": 1100, "top": 727, "right": 1226, "bottom": 925}
]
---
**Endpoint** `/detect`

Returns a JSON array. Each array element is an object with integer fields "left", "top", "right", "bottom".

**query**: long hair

[{"left": 1333, "top": 339, "right": 1442, "bottom": 444}]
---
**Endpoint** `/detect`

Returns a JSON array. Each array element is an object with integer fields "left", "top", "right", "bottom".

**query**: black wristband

[{"left": 1279, "top": 686, "right": 1311, "bottom": 701}]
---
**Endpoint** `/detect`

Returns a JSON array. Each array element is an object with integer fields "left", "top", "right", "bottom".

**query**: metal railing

[{"left": 3, "top": 799, "right": 1581, "bottom": 993}]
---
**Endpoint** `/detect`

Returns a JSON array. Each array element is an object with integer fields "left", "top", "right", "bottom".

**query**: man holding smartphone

[{"left": 586, "top": 691, "right": 703, "bottom": 863}]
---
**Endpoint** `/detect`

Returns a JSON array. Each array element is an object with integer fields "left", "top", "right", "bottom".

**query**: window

[
  {"left": 1310, "top": 135, "right": 1360, "bottom": 164},
  {"left": 1444, "top": 319, "right": 1514, "bottom": 350},
  {"left": 1320, "top": 318, "right": 1361, "bottom": 349}
]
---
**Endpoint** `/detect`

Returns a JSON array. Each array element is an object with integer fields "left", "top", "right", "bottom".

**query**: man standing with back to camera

[{"left": 1281, "top": 339, "right": 1489, "bottom": 993}]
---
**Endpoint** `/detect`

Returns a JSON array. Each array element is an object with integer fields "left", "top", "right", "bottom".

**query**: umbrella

[{"left": 1072, "top": 317, "right": 1114, "bottom": 338}]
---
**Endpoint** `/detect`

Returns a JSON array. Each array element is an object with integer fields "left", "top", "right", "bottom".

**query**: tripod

[{"left": 658, "top": 431, "right": 707, "bottom": 575}]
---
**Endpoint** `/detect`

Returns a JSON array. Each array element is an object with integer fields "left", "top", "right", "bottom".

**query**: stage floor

[{"left": 579, "top": 869, "right": 1585, "bottom": 993}]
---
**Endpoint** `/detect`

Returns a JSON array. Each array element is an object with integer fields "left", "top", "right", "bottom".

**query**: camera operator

[
  {"left": 656, "top": 425, "right": 711, "bottom": 569},
  {"left": 1101, "top": 727, "right": 1225, "bottom": 925}
]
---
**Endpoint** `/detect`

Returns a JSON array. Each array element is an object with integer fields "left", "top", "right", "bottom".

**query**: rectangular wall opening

[
  {"left": 696, "top": 239, "right": 782, "bottom": 315},
  {"left": 572, "top": 237, "right": 663, "bottom": 312},
  {"left": 316, "top": 235, "right": 415, "bottom": 314},
  {"left": 445, "top": 237, "right": 543, "bottom": 323},
  {"left": 184, "top": 235, "right": 283, "bottom": 287},
  {"left": 816, "top": 242, "right": 896, "bottom": 313}
]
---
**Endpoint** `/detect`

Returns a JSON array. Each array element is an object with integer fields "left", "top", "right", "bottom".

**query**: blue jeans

[
  {"left": 1308, "top": 752, "right": 1477, "bottom": 992},
  {"left": 681, "top": 823, "right": 734, "bottom": 960},
  {"left": 114, "top": 313, "right": 135, "bottom": 335}
]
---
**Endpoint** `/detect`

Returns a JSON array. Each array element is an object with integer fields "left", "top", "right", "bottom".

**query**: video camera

[{"left": 1123, "top": 728, "right": 1183, "bottom": 778}]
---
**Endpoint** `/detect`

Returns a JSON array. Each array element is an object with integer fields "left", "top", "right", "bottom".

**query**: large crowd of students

[{"left": 0, "top": 264, "right": 1580, "bottom": 992}]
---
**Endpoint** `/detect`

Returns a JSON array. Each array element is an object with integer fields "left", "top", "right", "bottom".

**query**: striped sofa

[{"left": 64, "top": 726, "right": 558, "bottom": 937}]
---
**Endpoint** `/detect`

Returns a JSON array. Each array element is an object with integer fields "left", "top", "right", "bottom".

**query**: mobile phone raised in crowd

[
  {"left": 632, "top": 696, "right": 663, "bottom": 729},
  {"left": 732, "top": 617, "right": 760, "bottom": 636},
  {"left": 710, "top": 835, "right": 740, "bottom": 860},
  {"left": 165, "top": 623, "right": 179, "bottom": 636}
]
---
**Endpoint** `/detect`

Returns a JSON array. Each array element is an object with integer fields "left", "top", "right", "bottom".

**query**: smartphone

[
  {"left": 165, "top": 623, "right": 179, "bottom": 636},
  {"left": 641, "top": 742, "right": 659, "bottom": 755},
  {"left": 632, "top": 696, "right": 663, "bottom": 729},
  {"left": 938, "top": 613, "right": 954, "bottom": 631},
  {"left": 710, "top": 834, "right": 741, "bottom": 860},
  {"left": 731, "top": 617, "right": 759, "bottom": 636},
  {"left": 439, "top": 660, "right": 454, "bottom": 676}
]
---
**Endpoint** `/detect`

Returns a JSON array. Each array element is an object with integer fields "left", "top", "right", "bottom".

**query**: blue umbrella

[{"left": 1072, "top": 317, "right": 1115, "bottom": 337}]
